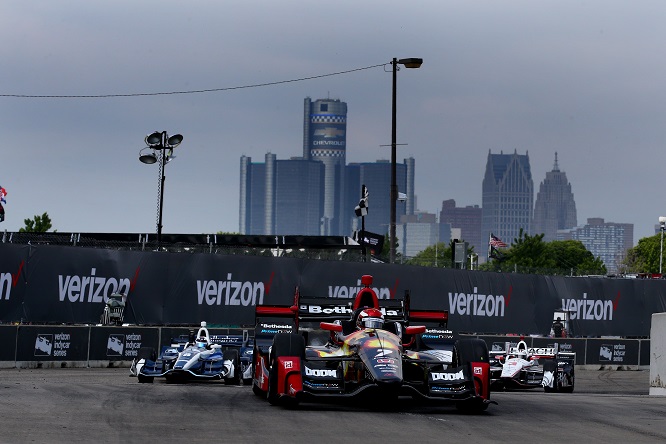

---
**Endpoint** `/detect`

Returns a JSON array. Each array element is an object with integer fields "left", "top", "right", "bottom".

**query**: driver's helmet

[
  {"left": 356, "top": 308, "right": 385, "bottom": 330},
  {"left": 195, "top": 337, "right": 207, "bottom": 348}
]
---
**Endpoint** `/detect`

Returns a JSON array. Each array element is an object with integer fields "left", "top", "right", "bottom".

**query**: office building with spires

[
  {"left": 481, "top": 150, "right": 534, "bottom": 259},
  {"left": 533, "top": 153, "right": 577, "bottom": 242}
]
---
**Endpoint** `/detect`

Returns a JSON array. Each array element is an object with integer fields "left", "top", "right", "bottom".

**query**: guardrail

[{"left": 0, "top": 325, "right": 650, "bottom": 369}]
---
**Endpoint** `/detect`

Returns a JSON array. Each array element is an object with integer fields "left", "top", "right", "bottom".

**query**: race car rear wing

[
  {"left": 498, "top": 342, "right": 576, "bottom": 359},
  {"left": 255, "top": 286, "right": 449, "bottom": 331}
]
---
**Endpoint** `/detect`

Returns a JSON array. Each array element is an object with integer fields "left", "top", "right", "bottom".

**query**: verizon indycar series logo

[
  {"left": 35, "top": 333, "right": 72, "bottom": 357},
  {"left": 106, "top": 333, "right": 144, "bottom": 357}
]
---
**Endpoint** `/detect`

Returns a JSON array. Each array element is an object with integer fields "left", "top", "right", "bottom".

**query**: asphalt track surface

[{"left": 0, "top": 368, "right": 664, "bottom": 443}]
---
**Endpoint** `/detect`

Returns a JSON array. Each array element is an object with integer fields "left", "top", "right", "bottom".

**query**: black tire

[
  {"left": 137, "top": 374, "right": 154, "bottom": 384},
  {"left": 267, "top": 333, "right": 305, "bottom": 406},
  {"left": 456, "top": 398, "right": 489, "bottom": 414},
  {"left": 137, "top": 347, "right": 157, "bottom": 361},
  {"left": 561, "top": 367, "right": 575, "bottom": 393},
  {"left": 223, "top": 349, "right": 241, "bottom": 385}
]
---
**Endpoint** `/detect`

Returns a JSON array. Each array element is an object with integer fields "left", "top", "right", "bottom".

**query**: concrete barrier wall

[
  {"left": 649, "top": 313, "right": 666, "bottom": 395},
  {"left": 0, "top": 325, "right": 651, "bottom": 369}
]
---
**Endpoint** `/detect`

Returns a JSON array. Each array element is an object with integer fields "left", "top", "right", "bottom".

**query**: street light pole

[
  {"left": 140, "top": 131, "right": 183, "bottom": 247},
  {"left": 389, "top": 57, "right": 423, "bottom": 264},
  {"left": 659, "top": 216, "right": 666, "bottom": 274}
]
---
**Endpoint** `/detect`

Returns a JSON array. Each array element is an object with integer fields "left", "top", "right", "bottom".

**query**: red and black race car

[{"left": 251, "top": 275, "right": 495, "bottom": 412}]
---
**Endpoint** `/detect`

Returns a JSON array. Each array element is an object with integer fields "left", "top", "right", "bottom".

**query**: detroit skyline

[{"left": 1, "top": 1, "right": 664, "bottom": 244}]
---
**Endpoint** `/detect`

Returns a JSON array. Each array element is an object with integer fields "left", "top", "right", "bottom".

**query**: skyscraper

[
  {"left": 439, "top": 199, "right": 482, "bottom": 253},
  {"left": 481, "top": 150, "right": 534, "bottom": 259},
  {"left": 533, "top": 153, "right": 577, "bottom": 242},
  {"left": 239, "top": 154, "right": 325, "bottom": 235},
  {"left": 303, "top": 97, "right": 347, "bottom": 235},
  {"left": 557, "top": 218, "right": 633, "bottom": 274},
  {"left": 345, "top": 158, "right": 413, "bottom": 238}
]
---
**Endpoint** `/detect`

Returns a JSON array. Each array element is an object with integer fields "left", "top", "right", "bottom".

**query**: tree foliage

[
  {"left": 19, "top": 212, "right": 53, "bottom": 233},
  {"left": 407, "top": 239, "right": 475, "bottom": 268},
  {"left": 622, "top": 234, "right": 661, "bottom": 274},
  {"left": 480, "top": 229, "right": 606, "bottom": 275}
]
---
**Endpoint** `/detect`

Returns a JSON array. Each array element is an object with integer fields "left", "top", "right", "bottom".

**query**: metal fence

[{"left": 1, "top": 231, "right": 365, "bottom": 261}]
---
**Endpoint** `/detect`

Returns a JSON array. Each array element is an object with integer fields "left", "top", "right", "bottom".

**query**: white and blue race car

[{"left": 130, "top": 321, "right": 252, "bottom": 384}]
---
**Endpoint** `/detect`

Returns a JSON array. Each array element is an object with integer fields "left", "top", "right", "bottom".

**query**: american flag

[{"left": 489, "top": 233, "right": 507, "bottom": 248}]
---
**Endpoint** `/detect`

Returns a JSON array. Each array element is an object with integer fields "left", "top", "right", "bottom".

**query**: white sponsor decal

[
  {"left": 197, "top": 273, "right": 266, "bottom": 306},
  {"left": 562, "top": 293, "right": 614, "bottom": 321},
  {"left": 448, "top": 287, "right": 505, "bottom": 317},
  {"left": 58, "top": 268, "right": 131, "bottom": 303},
  {"left": 305, "top": 367, "right": 337, "bottom": 377},
  {"left": 431, "top": 370, "right": 465, "bottom": 381}
]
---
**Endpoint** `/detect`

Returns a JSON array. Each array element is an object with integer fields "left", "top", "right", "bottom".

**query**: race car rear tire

[
  {"left": 561, "top": 367, "right": 575, "bottom": 393},
  {"left": 223, "top": 349, "right": 241, "bottom": 385},
  {"left": 267, "top": 333, "right": 305, "bottom": 406}
]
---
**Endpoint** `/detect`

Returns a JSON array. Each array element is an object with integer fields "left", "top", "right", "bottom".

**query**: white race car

[
  {"left": 130, "top": 321, "right": 246, "bottom": 384},
  {"left": 489, "top": 339, "right": 575, "bottom": 392}
]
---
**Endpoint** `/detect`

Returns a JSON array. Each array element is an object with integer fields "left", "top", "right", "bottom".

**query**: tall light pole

[
  {"left": 390, "top": 57, "right": 423, "bottom": 263},
  {"left": 139, "top": 131, "right": 183, "bottom": 246},
  {"left": 659, "top": 216, "right": 666, "bottom": 274}
]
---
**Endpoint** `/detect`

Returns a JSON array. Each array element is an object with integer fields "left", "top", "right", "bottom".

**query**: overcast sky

[{"left": 2, "top": 1, "right": 665, "bottom": 243}]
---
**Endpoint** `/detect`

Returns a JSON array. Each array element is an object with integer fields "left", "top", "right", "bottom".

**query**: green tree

[
  {"left": 546, "top": 240, "right": 606, "bottom": 275},
  {"left": 19, "top": 212, "right": 53, "bottom": 233},
  {"left": 407, "top": 242, "right": 451, "bottom": 267},
  {"left": 481, "top": 229, "right": 606, "bottom": 275},
  {"left": 501, "top": 229, "right": 553, "bottom": 269},
  {"left": 376, "top": 232, "right": 400, "bottom": 263},
  {"left": 622, "top": 234, "right": 661, "bottom": 273},
  {"left": 407, "top": 240, "right": 476, "bottom": 268}
]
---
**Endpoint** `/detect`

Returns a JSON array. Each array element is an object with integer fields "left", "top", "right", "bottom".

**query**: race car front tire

[
  {"left": 456, "top": 398, "right": 489, "bottom": 414},
  {"left": 137, "top": 374, "right": 154, "bottom": 384}
]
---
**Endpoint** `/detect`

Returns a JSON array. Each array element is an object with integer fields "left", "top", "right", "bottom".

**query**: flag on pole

[
  {"left": 355, "top": 185, "right": 368, "bottom": 217},
  {"left": 0, "top": 186, "right": 6, "bottom": 204},
  {"left": 489, "top": 233, "right": 507, "bottom": 248}
]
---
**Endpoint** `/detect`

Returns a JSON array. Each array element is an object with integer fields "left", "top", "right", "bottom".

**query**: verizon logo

[{"left": 58, "top": 268, "right": 131, "bottom": 303}]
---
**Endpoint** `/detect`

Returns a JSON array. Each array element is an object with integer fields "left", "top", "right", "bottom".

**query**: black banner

[
  {"left": 585, "top": 338, "right": 640, "bottom": 366},
  {"left": 16, "top": 326, "right": 89, "bottom": 362},
  {"left": 0, "top": 325, "right": 17, "bottom": 362},
  {"left": 2, "top": 243, "right": 666, "bottom": 337},
  {"left": 88, "top": 327, "right": 160, "bottom": 361}
]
